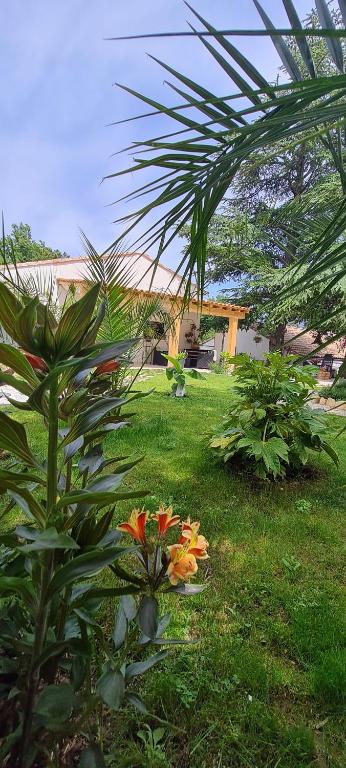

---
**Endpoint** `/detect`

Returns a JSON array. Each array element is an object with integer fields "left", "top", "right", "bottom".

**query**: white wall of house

[
  {"left": 212, "top": 327, "right": 269, "bottom": 360},
  {"left": 236, "top": 327, "right": 269, "bottom": 359},
  {"left": 1, "top": 253, "right": 185, "bottom": 298}
]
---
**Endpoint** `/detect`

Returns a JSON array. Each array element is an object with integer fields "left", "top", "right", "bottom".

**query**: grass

[{"left": 9, "top": 372, "right": 346, "bottom": 767}]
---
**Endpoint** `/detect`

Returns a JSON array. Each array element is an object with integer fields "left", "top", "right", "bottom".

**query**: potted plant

[
  {"left": 185, "top": 323, "right": 202, "bottom": 350},
  {"left": 162, "top": 353, "right": 205, "bottom": 396}
]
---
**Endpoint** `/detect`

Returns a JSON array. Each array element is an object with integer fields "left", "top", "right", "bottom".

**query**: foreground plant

[
  {"left": 0, "top": 282, "right": 208, "bottom": 766},
  {"left": 163, "top": 353, "right": 205, "bottom": 397},
  {"left": 209, "top": 352, "right": 338, "bottom": 479}
]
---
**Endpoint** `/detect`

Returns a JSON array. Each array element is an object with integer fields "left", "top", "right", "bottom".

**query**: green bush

[
  {"left": 319, "top": 378, "right": 346, "bottom": 401},
  {"left": 209, "top": 352, "right": 338, "bottom": 480},
  {"left": 210, "top": 351, "right": 233, "bottom": 375}
]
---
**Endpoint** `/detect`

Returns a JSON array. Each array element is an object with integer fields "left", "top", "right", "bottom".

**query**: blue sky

[{"left": 1, "top": 0, "right": 314, "bottom": 273}]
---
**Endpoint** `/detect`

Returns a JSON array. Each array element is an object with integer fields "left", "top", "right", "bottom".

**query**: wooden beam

[
  {"left": 167, "top": 314, "right": 182, "bottom": 363},
  {"left": 225, "top": 315, "right": 238, "bottom": 356}
]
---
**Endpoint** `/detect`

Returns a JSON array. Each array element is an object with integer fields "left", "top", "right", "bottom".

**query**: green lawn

[{"left": 11, "top": 372, "right": 346, "bottom": 767}]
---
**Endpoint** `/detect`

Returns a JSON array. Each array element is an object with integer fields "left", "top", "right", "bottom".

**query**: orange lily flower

[
  {"left": 179, "top": 517, "right": 200, "bottom": 542},
  {"left": 179, "top": 517, "right": 209, "bottom": 559},
  {"left": 152, "top": 504, "right": 180, "bottom": 536},
  {"left": 117, "top": 508, "right": 148, "bottom": 544},
  {"left": 166, "top": 544, "right": 198, "bottom": 585},
  {"left": 185, "top": 531, "right": 209, "bottom": 560}
]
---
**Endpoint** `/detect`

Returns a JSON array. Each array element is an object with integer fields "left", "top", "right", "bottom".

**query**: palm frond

[
  {"left": 82, "top": 235, "right": 173, "bottom": 379},
  {"left": 107, "top": 0, "right": 346, "bottom": 316}
]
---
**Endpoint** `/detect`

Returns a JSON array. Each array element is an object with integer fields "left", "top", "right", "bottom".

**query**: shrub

[
  {"left": 210, "top": 351, "right": 233, "bottom": 375},
  {"left": 319, "top": 378, "right": 346, "bottom": 401},
  {"left": 209, "top": 353, "right": 338, "bottom": 480},
  {"left": 0, "top": 283, "right": 208, "bottom": 766},
  {"left": 162, "top": 354, "right": 205, "bottom": 397}
]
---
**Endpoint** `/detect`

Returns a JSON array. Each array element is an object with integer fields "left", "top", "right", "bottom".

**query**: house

[
  {"left": 284, "top": 326, "right": 345, "bottom": 369},
  {"left": 199, "top": 327, "right": 269, "bottom": 362},
  {"left": 0, "top": 252, "right": 249, "bottom": 365}
]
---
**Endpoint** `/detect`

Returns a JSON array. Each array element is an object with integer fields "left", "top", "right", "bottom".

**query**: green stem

[{"left": 18, "top": 374, "right": 59, "bottom": 767}]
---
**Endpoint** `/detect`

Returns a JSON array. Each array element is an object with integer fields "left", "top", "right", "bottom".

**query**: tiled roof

[{"left": 284, "top": 326, "right": 345, "bottom": 359}]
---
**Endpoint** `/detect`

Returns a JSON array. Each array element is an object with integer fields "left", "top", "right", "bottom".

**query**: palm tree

[
  {"left": 82, "top": 235, "right": 172, "bottom": 380},
  {"left": 106, "top": 0, "right": 346, "bottom": 332}
]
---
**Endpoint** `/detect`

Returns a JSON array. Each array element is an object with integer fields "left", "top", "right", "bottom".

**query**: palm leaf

[
  {"left": 282, "top": 0, "right": 315, "bottom": 77},
  {"left": 315, "top": 0, "right": 344, "bottom": 73},
  {"left": 106, "top": 1, "right": 346, "bottom": 335},
  {"left": 253, "top": 0, "right": 303, "bottom": 81}
]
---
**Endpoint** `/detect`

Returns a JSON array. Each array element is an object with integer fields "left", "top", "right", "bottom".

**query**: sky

[{"left": 1, "top": 0, "right": 315, "bottom": 275}]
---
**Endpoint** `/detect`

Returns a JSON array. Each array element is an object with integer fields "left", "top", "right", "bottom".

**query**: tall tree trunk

[{"left": 269, "top": 323, "right": 286, "bottom": 352}]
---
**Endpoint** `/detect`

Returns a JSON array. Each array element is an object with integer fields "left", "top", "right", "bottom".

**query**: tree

[
  {"left": 177, "top": 6, "right": 346, "bottom": 349},
  {"left": 108, "top": 0, "right": 346, "bottom": 344},
  {"left": 1, "top": 223, "right": 68, "bottom": 264}
]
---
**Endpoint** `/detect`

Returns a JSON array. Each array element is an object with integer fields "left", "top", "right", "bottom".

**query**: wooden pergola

[
  {"left": 161, "top": 295, "right": 249, "bottom": 359},
  {"left": 57, "top": 278, "right": 249, "bottom": 360}
]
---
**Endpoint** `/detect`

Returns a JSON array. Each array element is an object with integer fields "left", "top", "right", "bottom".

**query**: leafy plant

[
  {"left": 319, "top": 378, "right": 346, "bottom": 400},
  {"left": 184, "top": 323, "right": 202, "bottom": 348},
  {"left": 162, "top": 354, "right": 205, "bottom": 397},
  {"left": 83, "top": 236, "right": 172, "bottom": 383},
  {"left": 209, "top": 352, "right": 338, "bottom": 479},
  {"left": 282, "top": 555, "right": 302, "bottom": 578},
  {"left": 210, "top": 351, "right": 233, "bottom": 375},
  {"left": 294, "top": 498, "right": 313, "bottom": 514},
  {"left": 0, "top": 282, "right": 208, "bottom": 766}
]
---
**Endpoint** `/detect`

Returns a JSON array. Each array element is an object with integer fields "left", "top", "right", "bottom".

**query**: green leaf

[
  {"left": 47, "top": 546, "right": 136, "bottom": 597},
  {"left": 0, "top": 576, "right": 35, "bottom": 608},
  {"left": 138, "top": 595, "right": 158, "bottom": 639},
  {"left": 0, "top": 343, "right": 40, "bottom": 387},
  {"left": 79, "top": 745, "right": 106, "bottom": 768},
  {"left": 125, "top": 650, "right": 168, "bottom": 679},
  {"left": 0, "top": 469, "right": 45, "bottom": 487},
  {"left": 253, "top": 0, "right": 302, "bottom": 81},
  {"left": 0, "top": 411, "right": 39, "bottom": 467},
  {"left": 0, "top": 283, "right": 23, "bottom": 344},
  {"left": 56, "top": 488, "right": 148, "bottom": 512},
  {"left": 55, "top": 284, "right": 101, "bottom": 357},
  {"left": 282, "top": 0, "right": 315, "bottom": 78},
  {"left": 78, "top": 445, "right": 104, "bottom": 475},
  {"left": 60, "top": 397, "right": 129, "bottom": 446},
  {"left": 162, "top": 354, "right": 182, "bottom": 371},
  {"left": 96, "top": 665, "right": 125, "bottom": 710},
  {"left": 188, "top": 368, "right": 205, "bottom": 380},
  {"left": 14, "top": 297, "right": 39, "bottom": 354},
  {"left": 321, "top": 440, "right": 339, "bottom": 465},
  {"left": 19, "top": 527, "right": 79, "bottom": 554},
  {"left": 8, "top": 488, "right": 46, "bottom": 527},
  {"left": 33, "top": 638, "right": 88, "bottom": 670},
  {"left": 121, "top": 594, "right": 138, "bottom": 621},
  {"left": 71, "top": 585, "right": 140, "bottom": 608},
  {"left": 166, "top": 583, "right": 205, "bottom": 595},
  {"left": 315, "top": 0, "right": 344, "bottom": 72},
  {"left": 75, "top": 339, "right": 134, "bottom": 373},
  {"left": 126, "top": 693, "right": 148, "bottom": 714},
  {"left": 0, "top": 372, "right": 32, "bottom": 396},
  {"left": 112, "top": 602, "right": 128, "bottom": 650},
  {"left": 34, "top": 684, "right": 76, "bottom": 728}
]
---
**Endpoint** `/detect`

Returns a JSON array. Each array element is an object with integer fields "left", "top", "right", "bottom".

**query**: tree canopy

[{"left": 1, "top": 223, "right": 68, "bottom": 264}]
